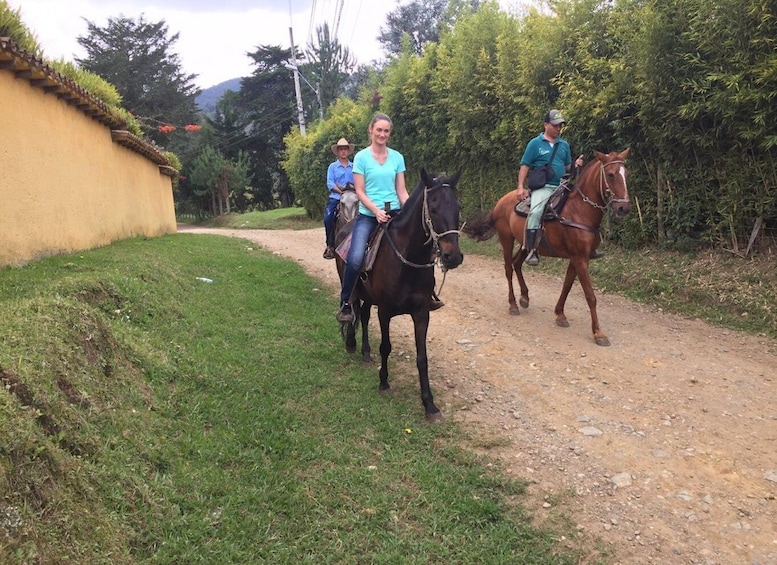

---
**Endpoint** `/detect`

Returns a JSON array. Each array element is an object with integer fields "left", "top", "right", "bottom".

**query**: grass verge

[{"left": 1, "top": 232, "right": 601, "bottom": 564}]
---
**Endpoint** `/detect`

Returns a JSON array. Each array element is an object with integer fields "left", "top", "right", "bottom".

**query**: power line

[
  {"left": 333, "top": 0, "right": 346, "bottom": 40},
  {"left": 345, "top": 0, "right": 365, "bottom": 55}
]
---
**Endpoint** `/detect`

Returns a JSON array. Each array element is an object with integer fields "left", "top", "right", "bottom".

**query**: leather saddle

[
  {"left": 334, "top": 217, "right": 392, "bottom": 273},
  {"left": 514, "top": 177, "right": 573, "bottom": 220}
]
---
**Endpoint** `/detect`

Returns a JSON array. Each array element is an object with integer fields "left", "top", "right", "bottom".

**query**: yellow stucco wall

[{"left": 0, "top": 70, "right": 176, "bottom": 267}]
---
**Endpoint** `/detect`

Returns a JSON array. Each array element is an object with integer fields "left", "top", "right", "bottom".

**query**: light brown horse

[{"left": 464, "top": 149, "right": 630, "bottom": 346}]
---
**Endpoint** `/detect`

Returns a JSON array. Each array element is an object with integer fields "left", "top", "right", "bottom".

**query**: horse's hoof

[
  {"left": 362, "top": 355, "right": 372, "bottom": 366},
  {"left": 379, "top": 387, "right": 394, "bottom": 396},
  {"left": 346, "top": 345, "right": 356, "bottom": 354},
  {"left": 509, "top": 305, "right": 520, "bottom": 316},
  {"left": 426, "top": 411, "right": 444, "bottom": 424},
  {"left": 519, "top": 297, "right": 529, "bottom": 309},
  {"left": 556, "top": 319, "right": 570, "bottom": 328},
  {"left": 595, "top": 336, "right": 611, "bottom": 346}
]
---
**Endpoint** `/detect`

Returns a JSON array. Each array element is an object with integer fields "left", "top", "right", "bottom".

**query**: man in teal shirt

[{"left": 515, "top": 109, "right": 583, "bottom": 265}]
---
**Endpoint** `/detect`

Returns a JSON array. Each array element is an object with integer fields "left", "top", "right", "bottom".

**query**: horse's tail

[{"left": 463, "top": 211, "right": 497, "bottom": 242}]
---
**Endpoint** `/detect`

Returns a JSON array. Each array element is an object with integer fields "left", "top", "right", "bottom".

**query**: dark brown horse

[
  {"left": 335, "top": 169, "right": 463, "bottom": 422},
  {"left": 464, "top": 149, "right": 630, "bottom": 346}
]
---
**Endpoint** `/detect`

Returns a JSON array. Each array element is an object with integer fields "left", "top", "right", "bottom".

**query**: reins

[
  {"left": 575, "top": 159, "right": 628, "bottom": 211},
  {"left": 557, "top": 159, "right": 628, "bottom": 232},
  {"left": 383, "top": 181, "right": 464, "bottom": 271}
]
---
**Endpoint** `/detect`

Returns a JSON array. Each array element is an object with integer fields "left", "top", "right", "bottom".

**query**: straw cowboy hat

[{"left": 331, "top": 137, "right": 355, "bottom": 156}]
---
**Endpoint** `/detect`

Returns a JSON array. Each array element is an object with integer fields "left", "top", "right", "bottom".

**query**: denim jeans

[
  {"left": 340, "top": 213, "right": 378, "bottom": 304},
  {"left": 527, "top": 185, "right": 554, "bottom": 230},
  {"left": 323, "top": 197, "right": 339, "bottom": 248}
]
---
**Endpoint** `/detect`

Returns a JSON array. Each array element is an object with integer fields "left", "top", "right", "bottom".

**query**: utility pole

[{"left": 288, "top": 27, "right": 306, "bottom": 136}]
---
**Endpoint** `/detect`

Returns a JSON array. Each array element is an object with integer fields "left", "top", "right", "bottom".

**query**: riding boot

[
  {"left": 336, "top": 301, "right": 355, "bottom": 323},
  {"left": 589, "top": 248, "right": 605, "bottom": 260},
  {"left": 430, "top": 291, "right": 444, "bottom": 311},
  {"left": 525, "top": 229, "right": 540, "bottom": 266}
]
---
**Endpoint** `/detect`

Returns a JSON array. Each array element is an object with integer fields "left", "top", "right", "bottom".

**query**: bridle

[
  {"left": 575, "top": 159, "right": 629, "bottom": 211},
  {"left": 384, "top": 181, "right": 464, "bottom": 270}
]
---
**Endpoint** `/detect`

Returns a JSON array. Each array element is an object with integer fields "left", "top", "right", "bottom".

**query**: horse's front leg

[
  {"left": 512, "top": 252, "right": 530, "bottom": 309},
  {"left": 411, "top": 309, "right": 441, "bottom": 423},
  {"left": 377, "top": 308, "right": 393, "bottom": 393},
  {"left": 359, "top": 301, "right": 372, "bottom": 365},
  {"left": 554, "top": 261, "right": 579, "bottom": 329},
  {"left": 573, "top": 260, "right": 609, "bottom": 346},
  {"left": 498, "top": 234, "right": 520, "bottom": 315}
]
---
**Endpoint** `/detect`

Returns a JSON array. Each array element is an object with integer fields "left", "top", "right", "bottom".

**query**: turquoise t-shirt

[
  {"left": 520, "top": 134, "right": 572, "bottom": 187},
  {"left": 352, "top": 147, "right": 406, "bottom": 217}
]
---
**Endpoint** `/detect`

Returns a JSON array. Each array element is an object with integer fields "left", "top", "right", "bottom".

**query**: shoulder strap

[{"left": 548, "top": 141, "right": 560, "bottom": 164}]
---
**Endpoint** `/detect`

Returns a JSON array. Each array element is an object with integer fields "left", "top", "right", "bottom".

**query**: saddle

[
  {"left": 334, "top": 218, "right": 392, "bottom": 273},
  {"left": 514, "top": 177, "right": 573, "bottom": 221}
]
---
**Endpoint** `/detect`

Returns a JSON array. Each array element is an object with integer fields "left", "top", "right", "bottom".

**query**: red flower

[{"left": 184, "top": 124, "right": 202, "bottom": 132}]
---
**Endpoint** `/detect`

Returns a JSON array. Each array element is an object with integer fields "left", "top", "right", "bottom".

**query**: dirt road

[{"left": 178, "top": 225, "right": 777, "bottom": 565}]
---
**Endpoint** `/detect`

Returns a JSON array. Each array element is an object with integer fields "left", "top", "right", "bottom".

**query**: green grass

[
  {"left": 0, "top": 231, "right": 599, "bottom": 564},
  {"left": 207, "top": 208, "right": 321, "bottom": 230},
  {"left": 5, "top": 207, "right": 772, "bottom": 564}
]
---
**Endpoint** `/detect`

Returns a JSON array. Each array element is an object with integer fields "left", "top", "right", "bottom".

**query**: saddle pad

[{"left": 334, "top": 223, "right": 388, "bottom": 273}]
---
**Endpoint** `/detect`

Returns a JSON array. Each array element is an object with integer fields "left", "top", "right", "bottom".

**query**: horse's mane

[
  {"left": 391, "top": 176, "right": 429, "bottom": 229},
  {"left": 574, "top": 154, "right": 601, "bottom": 184}
]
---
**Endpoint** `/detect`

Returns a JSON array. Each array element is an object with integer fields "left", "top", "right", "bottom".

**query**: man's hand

[{"left": 516, "top": 187, "right": 529, "bottom": 201}]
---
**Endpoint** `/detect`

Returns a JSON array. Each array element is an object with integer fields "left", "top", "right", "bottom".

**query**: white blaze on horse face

[{"left": 617, "top": 165, "right": 628, "bottom": 195}]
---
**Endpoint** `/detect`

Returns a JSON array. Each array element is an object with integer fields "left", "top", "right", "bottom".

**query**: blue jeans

[
  {"left": 323, "top": 197, "right": 339, "bottom": 248},
  {"left": 527, "top": 185, "right": 554, "bottom": 230},
  {"left": 340, "top": 214, "right": 378, "bottom": 304}
]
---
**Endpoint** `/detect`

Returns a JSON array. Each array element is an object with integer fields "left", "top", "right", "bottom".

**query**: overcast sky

[{"left": 12, "top": 0, "right": 520, "bottom": 90}]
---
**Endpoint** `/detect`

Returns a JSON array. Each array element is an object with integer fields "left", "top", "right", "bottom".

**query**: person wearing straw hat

[{"left": 323, "top": 137, "right": 355, "bottom": 259}]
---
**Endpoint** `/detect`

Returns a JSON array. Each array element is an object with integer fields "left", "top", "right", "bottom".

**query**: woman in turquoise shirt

[{"left": 337, "top": 113, "right": 407, "bottom": 322}]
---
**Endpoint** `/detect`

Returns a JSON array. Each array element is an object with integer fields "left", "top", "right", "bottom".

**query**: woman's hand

[{"left": 375, "top": 209, "right": 390, "bottom": 223}]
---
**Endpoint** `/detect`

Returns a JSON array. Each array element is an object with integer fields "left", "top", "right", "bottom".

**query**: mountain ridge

[{"left": 196, "top": 77, "right": 242, "bottom": 114}]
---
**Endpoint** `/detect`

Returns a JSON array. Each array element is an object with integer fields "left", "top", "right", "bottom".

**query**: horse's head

[
  {"left": 582, "top": 148, "right": 631, "bottom": 218},
  {"left": 420, "top": 168, "right": 464, "bottom": 271}
]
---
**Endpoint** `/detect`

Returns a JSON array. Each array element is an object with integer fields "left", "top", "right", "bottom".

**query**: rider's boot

[
  {"left": 430, "top": 291, "right": 444, "bottom": 311},
  {"left": 589, "top": 248, "right": 605, "bottom": 260},
  {"left": 525, "top": 229, "right": 540, "bottom": 266},
  {"left": 336, "top": 301, "right": 355, "bottom": 323}
]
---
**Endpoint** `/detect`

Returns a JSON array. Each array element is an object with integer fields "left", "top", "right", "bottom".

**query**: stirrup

[
  {"left": 336, "top": 302, "right": 355, "bottom": 323},
  {"left": 525, "top": 250, "right": 540, "bottom": 266}
]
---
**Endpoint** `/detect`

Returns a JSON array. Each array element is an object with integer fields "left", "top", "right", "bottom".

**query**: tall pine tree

[{"left": 76, "top": 15, "right": 200, "bottom": 148}]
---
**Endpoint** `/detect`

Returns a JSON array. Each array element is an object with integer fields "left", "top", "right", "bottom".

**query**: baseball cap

[{"left": 544, "top": 109, "right": 566, "bottom": 125}]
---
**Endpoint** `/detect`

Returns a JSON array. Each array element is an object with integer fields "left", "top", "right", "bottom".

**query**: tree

[
  {"left": 303, "top": 23, "right": 356, "bottom": 115},
  {"left": 189, "top": 146, "right": 252, "bottom": 216},
  {"left": 234, "top": 44, "right": 299, "bottom": 208},
  {"left": 76, "top": 15, "right": 200, "bottom": 148},
  {"left": 378, "top": 0, "right": 482, "bottom": 56}
]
